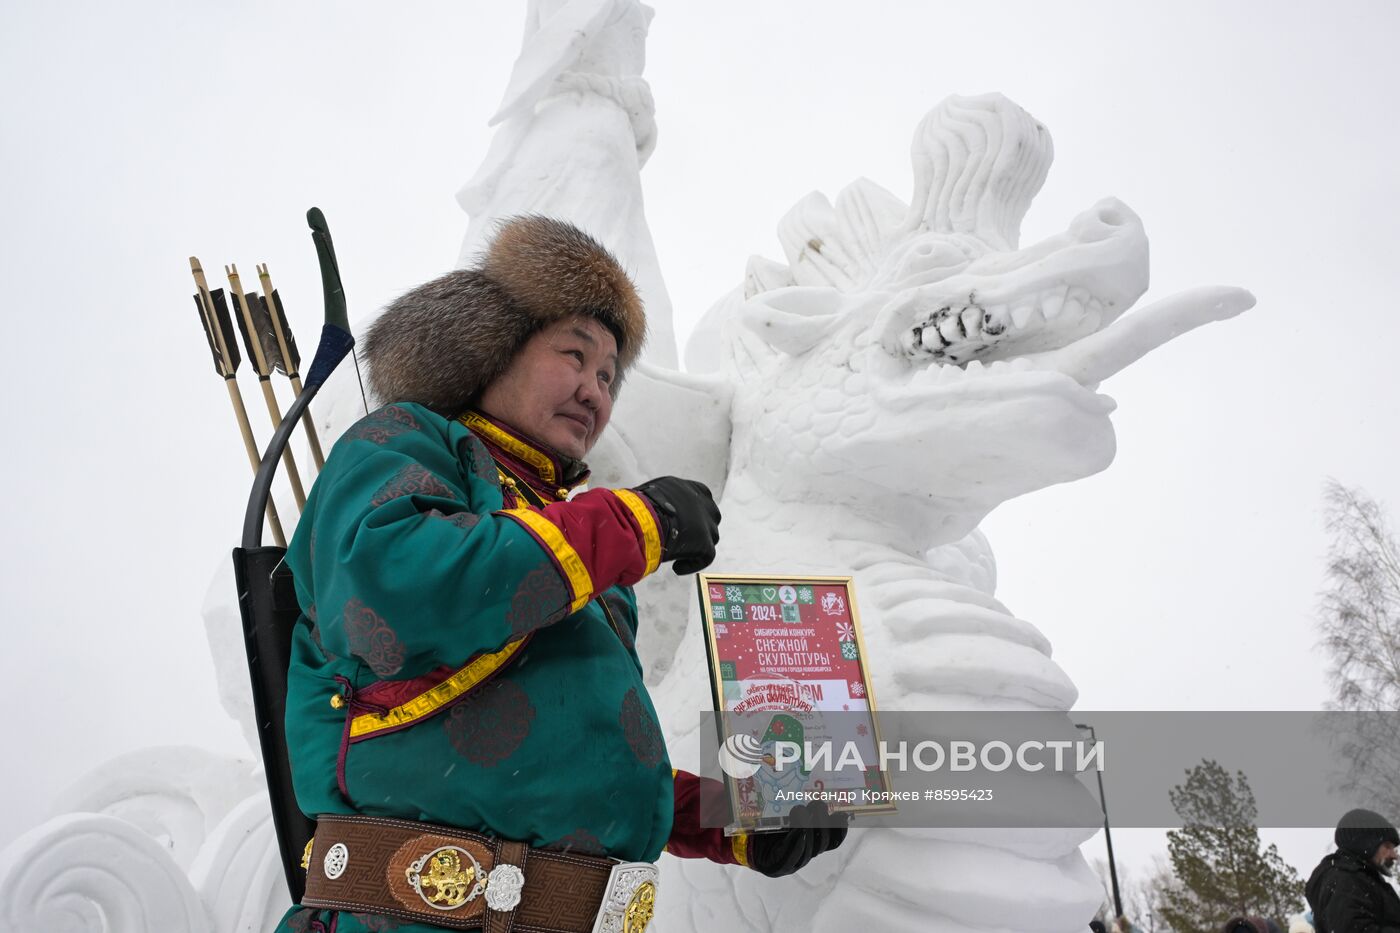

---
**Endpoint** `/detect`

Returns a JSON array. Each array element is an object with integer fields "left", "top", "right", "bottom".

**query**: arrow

[
  {"left": 190, "top": 257, "right": 286, "bottom": 547},
  {"left": 227, "top": 263, "right": 307, "bottom": 510},
  {"left": 256, "top": 263, "right": 326, "bottom": 470}
]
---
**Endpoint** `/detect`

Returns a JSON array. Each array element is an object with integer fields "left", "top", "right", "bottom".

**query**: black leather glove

[
  {"left": 745, "top": 802, "right": 849, "bottom": 878},
  {"left": 633, "top": 476, "right": 721, "bottom": 575}
]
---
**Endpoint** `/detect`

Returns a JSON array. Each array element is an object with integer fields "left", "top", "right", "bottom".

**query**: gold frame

[{"left": 696, "top": 572, "right": 897, "bottom": 829}]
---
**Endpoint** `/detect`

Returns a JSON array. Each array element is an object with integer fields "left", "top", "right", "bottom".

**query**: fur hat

[{"left": 363, "top": 215, "right": 645, "bottom": 413}]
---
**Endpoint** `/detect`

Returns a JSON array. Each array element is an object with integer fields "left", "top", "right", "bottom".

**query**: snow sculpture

[
  {"left": 436, "top": 7, "right": 1252, "bottom": 927},
  {"left": 638, "top": 94, "right": 1251, "bottom": 933},
  {"left": 456, "top": 0, "right": 678, "bottom": 367},
  {"left": 57, "top": 745, "right": 263, "bottom": 872},
  {"left": 0, "top": 814, "right": 208, "bottom": 932},
  {"left": 0, "top": 742, "right": 281, "bottom": 932}
]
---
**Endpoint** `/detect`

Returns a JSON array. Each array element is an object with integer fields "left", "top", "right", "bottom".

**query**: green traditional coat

[{"left": 274, "top": 403, "right": 677, "bottom": 933}]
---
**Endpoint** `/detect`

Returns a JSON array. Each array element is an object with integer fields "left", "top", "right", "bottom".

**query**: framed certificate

[{"left": 697, "top": 573, "right": 895, "bottom": 832}]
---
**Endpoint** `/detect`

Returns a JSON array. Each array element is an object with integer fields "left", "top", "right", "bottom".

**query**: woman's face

[{"left": 476, "top": 315, "right": 618, "bottom": 459}]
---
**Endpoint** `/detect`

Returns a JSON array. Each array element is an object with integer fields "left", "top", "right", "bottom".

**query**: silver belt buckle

[{"left": 590, "top": 861, "right": 658, "bottom": 933}]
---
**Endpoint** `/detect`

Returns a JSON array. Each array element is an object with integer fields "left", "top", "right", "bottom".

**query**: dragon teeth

[
  {"left": 937, "top": 314, "right": 962, "bottom": 343},
  {"left": 907, "top": 284, "right": 1103, "bottom": 365}
]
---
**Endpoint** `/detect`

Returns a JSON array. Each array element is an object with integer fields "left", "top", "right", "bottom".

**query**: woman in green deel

[{"left": 275, "top": 216, "right": 845, "bottom": 933}]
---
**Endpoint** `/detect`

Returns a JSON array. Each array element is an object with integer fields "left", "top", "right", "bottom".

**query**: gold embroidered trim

[
  {"left": 731, "top": 833, "right": 750, "bottom": 868},
  {"left": 501, "top": 507, "right": 594, "bottom": 613},
  {"left": 459, "top": 412, "right": 556, "bottom": 484},
  {"left": 348, "top": 639, "right": 527, "bottom": 739},
  {"left": 612, "top": 489, "right": 662, "bottom": 576},
  {"left": 496, "top": 462, "right": 550, "bottom": 508}
]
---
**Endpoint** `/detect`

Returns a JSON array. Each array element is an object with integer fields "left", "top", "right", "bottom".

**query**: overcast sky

[{"left": 3, "top": 0, "right": 1397, "bottom": 900}]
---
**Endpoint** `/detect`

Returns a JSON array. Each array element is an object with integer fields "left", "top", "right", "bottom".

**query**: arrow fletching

[
  {"left": 267, "top": 291, "right": 300, "bottom": 373},
  {"left": 227, "top": 266, "right": 273, "bottom": 378},
  {"left": 193, "top": 293, "right": 231, "bottom": 377},
  {"left": 210, "top": 288, "right": 242, "bottom": 374},
  {"left": 250, "top": 293, "right": 287, "bottom": 376},
  {"left": 256, "top": 264, "right": 303, "bottom": 379}
]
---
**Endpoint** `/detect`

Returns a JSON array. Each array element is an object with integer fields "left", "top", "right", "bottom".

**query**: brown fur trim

[
  {"left": 363, "top": 217, "right": 645, "bottom": 413},
  {"left": 363, "top": 270, "right": 532, "bottom": 414},
  {"left": 482, "top": 215, "right": 645, "bottom": 371}
]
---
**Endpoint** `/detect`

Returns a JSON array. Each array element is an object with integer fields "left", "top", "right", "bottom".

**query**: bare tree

[
  {"left": 1318, "top": 480, "right": 1400, "bottom": 816},
  {"left": 1092, "top": 854, "right": 1179, "bottom": 933},
  {"left": 1137, "top": 856, "right": 1181, "bottom": 933}
]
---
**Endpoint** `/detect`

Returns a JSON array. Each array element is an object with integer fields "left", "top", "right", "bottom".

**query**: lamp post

[{"left": 1077, "top": 721, "right": 1123, "bottom": 920}]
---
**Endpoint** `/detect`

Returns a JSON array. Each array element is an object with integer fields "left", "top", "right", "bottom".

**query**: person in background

[
  {"left": 1223, "top": 917, "right": 1283, "bottom": 933},
  {"left": 1287, "top": 911, "right": 1316, "bottom": 933},
  {"left": 1306, "top": 807, "right": 1400, "bottom": 933}
]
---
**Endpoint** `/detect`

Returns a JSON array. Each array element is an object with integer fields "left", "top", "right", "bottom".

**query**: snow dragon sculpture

[
  {"left": 636, "top": 95, "right": 1251, "bottom": 933},
  {"left": 439, "top": 5, "right": 1254, "bottom": 930},
  {"left": 0, "top": 4, "right": 1251, "bottom": 931}
]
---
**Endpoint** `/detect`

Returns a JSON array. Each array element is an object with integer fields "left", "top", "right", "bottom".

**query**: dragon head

[{"left": 689, "top": 93, "right": 1252, "bottom": 547}]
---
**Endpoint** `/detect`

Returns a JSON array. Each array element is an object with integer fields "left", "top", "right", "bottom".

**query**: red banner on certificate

[
  {"left": 703, "top": 578, "right": 868, "bottom": 710},
  {"left": 697, "top": 574, "right": 894, "bottom": 831}
]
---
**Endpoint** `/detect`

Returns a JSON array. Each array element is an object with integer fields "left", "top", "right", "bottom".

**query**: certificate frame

[{"left": 696, "top": 572, "right": 896, "bottom": 832}]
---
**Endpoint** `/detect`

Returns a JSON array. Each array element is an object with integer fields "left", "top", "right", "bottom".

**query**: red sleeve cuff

[
  {"left": 666, "top": 769, "right": 746, "bottom": 865},
  {"left": 612, "top": 488, "right": 663, "bottom": 577},
  {"left": 496, "top": 486, "right": 661, "bottom": 611}
]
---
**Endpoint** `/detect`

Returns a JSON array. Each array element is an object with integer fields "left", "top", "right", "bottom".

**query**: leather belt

[{"left": 303, "top": 814, "right": 658, "bottom": 932}]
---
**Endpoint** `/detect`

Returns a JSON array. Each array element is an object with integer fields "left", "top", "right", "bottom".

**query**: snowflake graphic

[
  {"left": 840, "top": 641, "right": 859, "bottom": 660},
  {"left": 849, "top": 681, "right": 866, "bottom": 698},
  {"left": 770, "top": 719, "right": 786, "bottom": 735},
  {"left": 726, "top": 586, "right": 744, "bottom": 603},
  {"left": 836, "top": 622, "right": 854, "bottom": 642},
  {"left": 856, "top": 724, "right": 868, "bottom": 736}
]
